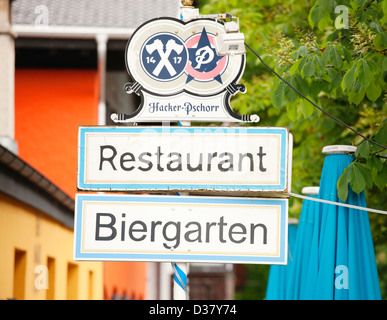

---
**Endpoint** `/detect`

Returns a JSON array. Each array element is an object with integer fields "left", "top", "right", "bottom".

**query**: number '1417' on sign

[{"left": 146, "top": 57, "right": 182, "bottom": 64}]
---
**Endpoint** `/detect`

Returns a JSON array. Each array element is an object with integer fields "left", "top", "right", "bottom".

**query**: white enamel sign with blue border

[
  {"left": 111, "top": 17, "right": 259, "bottom": 123},
  {"left": 74, "top": 194, "right": 288, "bottom": 265},
  {"left": 77, "top": 126, "right": 290, "bottom": 194}
]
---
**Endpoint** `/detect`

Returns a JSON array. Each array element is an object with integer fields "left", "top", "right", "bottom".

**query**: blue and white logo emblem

[{"left": 140, "top": 33, "right": 188, "bottom": 82}]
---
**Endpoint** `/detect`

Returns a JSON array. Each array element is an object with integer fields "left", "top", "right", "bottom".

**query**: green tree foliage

[
  {"left": 200, "top": 0, "right": 387, "bottom": 298},
  {"left": 200, "top": 0, "right": 386, "bottom": 214}
]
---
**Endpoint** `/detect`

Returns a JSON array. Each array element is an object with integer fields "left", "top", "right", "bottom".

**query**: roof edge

[{"left": 12, "top": 24, "right": 135, "bottom": 39}]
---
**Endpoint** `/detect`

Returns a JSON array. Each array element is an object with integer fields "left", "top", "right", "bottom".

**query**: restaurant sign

[{"left": 77, "top": 126, "right": 290, "bottom": 194}]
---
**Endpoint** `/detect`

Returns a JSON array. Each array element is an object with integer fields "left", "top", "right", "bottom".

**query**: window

[
  {"left": 46, "top": 257, "right": 55, "bottom": 300},
  {"left": 13, "top": 249, "right": 26, "bottom": 300},
  {"left": 88, "top": 270, "right": 94, "bottom": 300},
  {"left": 67, "top": 263, "right": 79, "bottom": 300}
]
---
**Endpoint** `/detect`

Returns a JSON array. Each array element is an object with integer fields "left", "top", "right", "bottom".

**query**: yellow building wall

[{"left": 0, "top": 193, "right": 103, "bottom": 300}]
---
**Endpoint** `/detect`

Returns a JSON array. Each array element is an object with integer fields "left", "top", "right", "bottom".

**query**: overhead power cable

[
  {"left": 288, "top": 192, "right": 387, "bottom": 215},
  {"left": 244, "top": 42, "right": 387, "bottom": 151}
]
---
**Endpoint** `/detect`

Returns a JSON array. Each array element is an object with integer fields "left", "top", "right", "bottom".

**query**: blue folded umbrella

[
  {"left": 265, "top": 223, "right": 297, "bottom": 300},
  {"left": 305, "top": 150, "right": 381, "bottom": 300},
  {"left": 285, "top": 188, "right": 320, "bottom": 300}
]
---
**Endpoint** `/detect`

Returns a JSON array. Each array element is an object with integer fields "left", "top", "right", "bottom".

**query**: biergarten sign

[
  {"left": 74, "top": 194, "right": 288, "bottom": 265},
  {"left": 77, "top": 126, "right": 290, "bottom": 194},
  {"left": 110, "top": 17, "right": 260, "bottom": 123}
]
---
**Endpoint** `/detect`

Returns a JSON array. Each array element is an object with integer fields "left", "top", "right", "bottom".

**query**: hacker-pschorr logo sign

[{"left": 111, "top": 17, "right": 259, "bottom": 123}]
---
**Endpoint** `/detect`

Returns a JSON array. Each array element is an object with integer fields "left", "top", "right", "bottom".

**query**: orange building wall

[
  {"left": 104, "top": 262, "right": 147, "bottom": 300},
  {"left": 15, "top": 69, "right": 147, "bottom": 300},
  {"left": 15, "top": 69, "right": 99, "bottom": 198}
]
